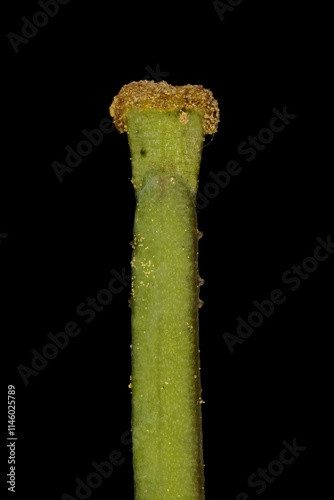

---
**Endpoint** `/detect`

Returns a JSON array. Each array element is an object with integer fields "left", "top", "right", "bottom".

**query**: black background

[{"left": 2, "top": 1, "right": 331, "bottom": 499}]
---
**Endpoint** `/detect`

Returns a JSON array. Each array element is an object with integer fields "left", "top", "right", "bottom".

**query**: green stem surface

[{"left": 128, "top": 109, "right": 206, "bottom": 499}]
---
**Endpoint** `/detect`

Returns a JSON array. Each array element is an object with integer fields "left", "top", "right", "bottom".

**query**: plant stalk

[{"left": 110, "top": 81, "right": 219, "bottom": 500}]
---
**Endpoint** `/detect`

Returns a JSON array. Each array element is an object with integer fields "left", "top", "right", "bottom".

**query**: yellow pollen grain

[{"left": 109, "top": 80, "right": 219, "bottom": 135}]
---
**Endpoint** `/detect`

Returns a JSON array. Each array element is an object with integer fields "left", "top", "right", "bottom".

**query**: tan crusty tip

[{"left": 109, "top": 80, "right": 219, "bottom": 135}]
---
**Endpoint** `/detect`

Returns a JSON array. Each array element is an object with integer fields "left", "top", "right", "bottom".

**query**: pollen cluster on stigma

[{"left": 109, "top": 80, "right": 220, "bottom": 135}]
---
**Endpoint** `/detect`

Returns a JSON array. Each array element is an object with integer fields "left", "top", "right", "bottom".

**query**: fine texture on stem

[{"left": 110, "top": 81, "right": 219, "bottom": 500}]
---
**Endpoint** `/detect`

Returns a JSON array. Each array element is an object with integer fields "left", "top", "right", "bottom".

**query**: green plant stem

[{"left": 110, "top": 81, "right": 219, "bottom": 500}]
